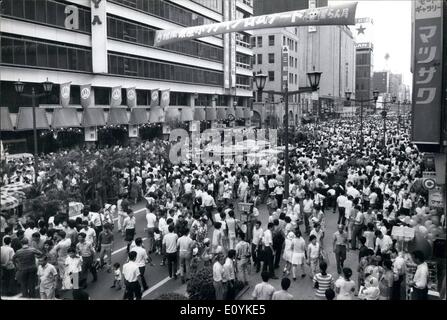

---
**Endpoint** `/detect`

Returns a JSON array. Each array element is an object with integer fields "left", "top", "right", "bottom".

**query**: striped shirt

[{"left": 313, "top": 273, "right": 333, "bottom": 298}]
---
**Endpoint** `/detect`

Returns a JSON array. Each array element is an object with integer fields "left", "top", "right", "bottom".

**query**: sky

[{"left": 329, "top": 0, "right": 413, "bottom": 86}]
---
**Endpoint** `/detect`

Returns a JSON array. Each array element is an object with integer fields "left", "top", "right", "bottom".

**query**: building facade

[
  {"left": 0, "top": 0, "right": 254, "bottom": 146},
  {"left": 251, "top": 27, "right": 301, "bottom": 128}
]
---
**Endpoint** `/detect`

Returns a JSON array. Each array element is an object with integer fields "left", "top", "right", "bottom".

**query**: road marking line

[
  {"left": 112, "top": 207, "right": 145, "bottom": 221},
  {"left": 142, "top": 276, "right": 173, "bottom": 298},
  {"left": 111, "top": 237, "right": 147, "bottom": 256}
]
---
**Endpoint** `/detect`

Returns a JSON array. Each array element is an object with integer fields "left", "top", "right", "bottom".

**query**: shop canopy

[
  {"left": 0, "top": 192, "right": 19, "bottom": 211},
  {"left": 205, "top": 107, "right": 217, "bottom": 121},
  {"left": 149, "top": 106, "right": 165, "bottom": 123},
  {"left": 107, "top": 107, "right": 129, "bottom": 125},
  {"left": 81, "top": 108, "right": 106, "bottom": 127},
  {"left": 180, "top": 107, "right": 194, "bottom": 122},
  {"left": 0, "top": 107, "right": 14, "bottom": 131},
  {"left": 165, "top": 107, "right": 181, "bottom": 122},
  {"left": 15, "top": 107, "right": 50, "bottom": 130},
  {"left": 194, "top": 107, "right": 205, "bottom": 121},
  {"left": 216, "top": 107, "right": 227, "bottom": 120},
  {"left": 51, "top": 108, "right": 81, "bottom": 128},
  {"left": 129, "top": 108, "right": 148, "bottom": 125}
]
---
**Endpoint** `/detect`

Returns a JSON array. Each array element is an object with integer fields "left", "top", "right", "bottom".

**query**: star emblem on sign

[{"left": 357, "top": 25, "right": 366, "bottom": 35}]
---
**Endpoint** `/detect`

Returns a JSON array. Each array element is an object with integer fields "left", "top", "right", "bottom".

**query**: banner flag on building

[
  {"left": 80, "top": 84, "right": 93, "bottom": 108},
  {"left": 126, "top": 87, "right": 137, "bottom": 108},
  {"left": 160, "top": 89, "right": 170, "bottom": 107},
  {"left": 154, "top": 2, "right": 357, "bottom": 46},
  {"left": 110, "top": 86, "right": 122, "bottom": 107},
  {"left": 150, "top": 89, "right": 159, "bottom": 107},
  {"left": 60, "top": 82, "right": 71, "bottom": 108}
]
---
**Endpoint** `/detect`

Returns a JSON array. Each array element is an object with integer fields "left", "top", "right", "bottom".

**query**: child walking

[{"left": 111, "top": 262, "right": 122, "bottom": 290}]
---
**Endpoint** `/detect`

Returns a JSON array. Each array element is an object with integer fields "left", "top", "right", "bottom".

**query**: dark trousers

[
  {"left": 262, "top": 246, "right": 275, "bottom": 277},
  {"left": 80, "top": 255, "right": 97, "bottom": 287},
  {"left": 334, "top": 245, "right": 347, "bottom": 274},
  {"left": 303, "top": 211, "right": 311, "bottom": 233},
  {"left": 275, "top": 195, "right": 283, "bottom": 207},
  {"left": 392, "top": 275, "right": 404, "bottom": 300},
  {"left": 351, "top": 224, "right": 363, "bottom": 249},
  {"left": 167, "top": 252, "right": 178, "bottom": 278},
  {"left": 124, "top": 280, "right": 142, "bottom": 300},
  {"left": 16, "top": 268, "right": 37, "bottom": 298},
  {"left": 1, "top": 267, "right": 16, "bottom": 295},
  {"left": 139, "top": 266, "right": 148, "bottom": 290},
  {"left": 205, "top": 206, "right": 214, "bottom": 223},
  {"left": 273, "top": 243, "right": 283, "bottom": 268},
  {"left": 412, "top": 287, "right": 428, "bottom": 300},
  {"left": 337, "top": 207, "right": 346, "bottom": 225},
  {"left": 225, "top": 280, "right": 235, "bottom": 300},
  {"left": 251, "top": 244, "right": 260, "bottom": 272}
]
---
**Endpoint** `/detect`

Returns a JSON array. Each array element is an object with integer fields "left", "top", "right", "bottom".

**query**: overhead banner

[
  {"left": 160, "top": 89, "right": 170, "bottom": 108},
  {"left": 154, "top": 2, "right": 358, "bottom": 46},
  {"left": 411, "top": 0, "right": 443, "bottom": 145},
  {"left": 80, "top": 84, "right": 93, "bottom": 108},
  {"left": 60, "top": 82, "right": 71, "bottom": 107},
  {"left": 126, "top": 87, "right": 137, "bottom": 108},
  {"left": 110, "top": 86, "right": 122, "bottom": 107},
  {"left": 150, "top": 89, "right": 159, "bottom": 107}
]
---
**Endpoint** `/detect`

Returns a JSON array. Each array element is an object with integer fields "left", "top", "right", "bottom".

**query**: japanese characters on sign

[
  {"left": 411, "top": 0, "right": 443, "bottom": 145},
  {"left": 154, "top": 2, "right": 358, "bottom": 46}
]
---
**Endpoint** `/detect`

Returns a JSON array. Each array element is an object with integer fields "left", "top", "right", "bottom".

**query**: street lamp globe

[
  {"left": 42, "top": 78, "right": 53, "bottom": 93},
  {"left": 344, "top": 91, "right": 352, "bottom": 101},
  {"left": 373, "top": 90, "right": 379, "bottom": 101},
  {"left": 307, "top": 66, "right": 322, "bottom": 91},
  {"left": 254, "top": 71, "right": 267, "bottom": 91},
  {"left": 14, "top": 79, "right": 25, "bottom": 94}
]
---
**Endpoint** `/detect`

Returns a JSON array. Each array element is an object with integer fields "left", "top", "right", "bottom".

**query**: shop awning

[
  {"left": 165, "top": 107, "right": 181, "bottom": 122},
  {"left": 51, "top": 108, "right": 81, "bottom": 128},
  {"left": 149, "top": 106, "right": 165, "bottom": 123},
  {"left": 107, "top": 108, "right": 129, "bottom": 125},
  {"left": 216, "top": 108, "right": 227, "bottom": 120},
  {"left": 129, "top": 108, "right": 148, "bottom": 125},
  {"left": 16, "top": 107, "right": 50, "bottom": 130},
  {"left": 235, "top": 107, "right": 244, "bottom": 119},
  {"left": 194, "top": 108, "right": 205, "bottom": 121},
  {"left": 205, "top": 107, "right": 217, "bottom": 121},
  {"left": 180, "top": 108, "right": 194, "bottom": 122},
  {"left": 244, "top": 108, "right": 252, "bottom": 119},
  {"left": 0, "top": 107, "right": 14, "bottom": 131},
  {"left": 81, "top": 108, "right": 106, "bottom": 127}
]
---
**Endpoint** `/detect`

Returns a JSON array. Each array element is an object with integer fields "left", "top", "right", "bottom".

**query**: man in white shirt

[
  {"left": 162, "top": 225, "right": 178, "bottom": 279},
  {"left": 130, "top": 237, "right": 149, "bottom": 291},
  {"left": 145, "top": 205, "right": 157, "bottom": 254},
  {"left": 374, "top": 230, "right": 393, "bottom": 255},
  {"left": 409, "top": 250, "right": 429, "bottom": 300},
  {"left": 122, "top": 251, "right": 142, "bottom": 300},
  {"left": 336, "top": 191, "right": 348, "bottom": 226},
  {"left": 24, "top": 221, "right": 38, "bottom": 242},
  {"left": 302, "top": 194, "right": 314, "bottom": 233},
  {"left": 251, "top": 221, "right": 263, "bottom": 273},
  {"left": 81, "top": 221, "right": 96, "bottom": 245},
  {"left": 177, "top": 229, "right": 194, "bottom": 283},
  {"left": 213, "top": 254, "right": 226, "bottom": 300},
  {"left": 261, "top": 223, "right": 277, "bottom": 279},
  {"left": 252, "top": 271, "right": 275, "bottom": 300},
  {"left": 223, "top": 249, "right": 236, "bottom": 299}
]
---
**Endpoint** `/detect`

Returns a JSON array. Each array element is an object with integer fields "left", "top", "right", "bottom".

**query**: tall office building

[
  {"left": 0, "top": 0, "right": 254, "bottom": 146},
  {"left": 253, "top": 0, "right": 327, "bottom": 16}
]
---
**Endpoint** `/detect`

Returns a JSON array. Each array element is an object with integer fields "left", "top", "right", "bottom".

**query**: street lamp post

[
  {"left": 14, "top": 78, "right": 53, "bottom": 184},
  {"left": 344, "top": 90, "right": 379, "bottom": 151},
  {"left": 254, "top": 69, "right": 321, "bottom": 198},
  {"left": 381, "top": 110, "right": 387, "bottom": 152}
]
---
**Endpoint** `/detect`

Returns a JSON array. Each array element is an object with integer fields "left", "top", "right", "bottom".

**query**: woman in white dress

[
  {"left": 291, "top": 230, "right": 307, "bottom": 281},
  {"left": 282, "top": 232, "right": 295, "bottom": 276}
]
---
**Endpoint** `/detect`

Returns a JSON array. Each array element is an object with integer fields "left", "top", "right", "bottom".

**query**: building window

[
  {"left": 250, "top": 36, "right": 256, "bottom": 48},
  {"left": 289, "top": 73, "right": 292, "bottom": 84},
  {"left": 257, "top": 36, "right": 262, "bottom": 47},
  {"left": 283, "top": 36, "right": 286, "bottom": 45},
  {"left": 295, "top": 41, "right": 297, "bottom": 52},
  {"left": 257, "top": 53, "right": 262, "bottom": 64},
  {"left": 0, "top": 33, "right": 92, "bottom": 72},
  {"left": 268, "top": 71, "right": 274, "bottom": 81},
  {"left": 294, "top": 74, "right": 297, "bottom": 84},
  {"left": 108, "top": 52, "right": 223, "bottom": 86},
  {"left": 268, "top": 53, "right": 274, "bottom": 63},
  {"left": 268, "top": 35, "right": 275, "bottom": 46},
  {"left": 289, "top": 56, "right": 293, "bottom": 67},
  {"left": 1, "top": 0, "right": 91, "bottom": 33},
  {"left": 294, "top": 57, "right": 297, "bottom": 68},
  {"left": 107, "top": 16, "right": 223, "bottom": 62}
]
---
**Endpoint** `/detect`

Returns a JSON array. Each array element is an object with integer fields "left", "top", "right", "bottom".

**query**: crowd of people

[{"left": 1, "top": 115, "right": 446, "bottom": 300}]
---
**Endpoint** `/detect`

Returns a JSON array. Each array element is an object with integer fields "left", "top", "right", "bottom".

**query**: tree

[{"left": 186, "top": 266, "right": 215, "bottom": 300}]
